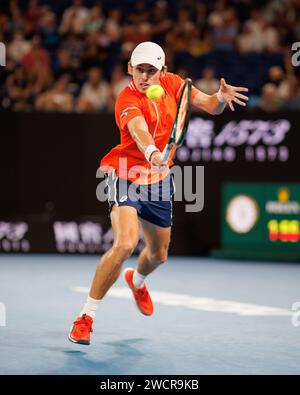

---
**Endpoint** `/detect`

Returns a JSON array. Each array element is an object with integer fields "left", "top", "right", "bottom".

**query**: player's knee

[
  {"left": 113, "top": 241, "right": 137, "bottom": 260},
  {"left": 149, "top": 247, "right": 168, "bottom": 264}
]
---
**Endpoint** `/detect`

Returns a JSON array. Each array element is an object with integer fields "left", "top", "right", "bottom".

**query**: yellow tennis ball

[{"left": 146, "top": 85, "right": 164, "bottom": 100}]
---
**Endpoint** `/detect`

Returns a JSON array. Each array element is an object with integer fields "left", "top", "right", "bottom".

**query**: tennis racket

[{"left": 162, "top": 78, "right": 192, "bottom": 161}]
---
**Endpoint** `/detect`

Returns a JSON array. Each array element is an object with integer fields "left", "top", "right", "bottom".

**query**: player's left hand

[{"left": 220, "top": 78, "right": 248, "bottom": 111}]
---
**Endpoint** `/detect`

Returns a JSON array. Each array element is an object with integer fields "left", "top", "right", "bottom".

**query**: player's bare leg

[
  {"left": 69, "top": 205, "right": 139, "bottom": 344},
  {"left": 137, "top": 218, "right": 171, "bottom": 276},
  {"left": 123, "top": 218, "right": 171, "bottom": 316},
  {"left": 89, "top": 205, "right": 140, "bottom": 299}
]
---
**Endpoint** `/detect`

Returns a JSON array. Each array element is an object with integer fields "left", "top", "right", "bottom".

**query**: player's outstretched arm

[
  {"left": 192, "top": 78, "right": 248, "bottom": 115},
  {"left": 127, "top": 116, "right": 167, "bottom": 167}
]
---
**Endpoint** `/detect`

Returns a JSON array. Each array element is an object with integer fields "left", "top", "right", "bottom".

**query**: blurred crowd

[{"left": 0, "top": 0, "right": 300, "bottom": 113}]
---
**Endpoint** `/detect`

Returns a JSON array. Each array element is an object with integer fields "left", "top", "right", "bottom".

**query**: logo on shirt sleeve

[{"left": 120, "top": 106, "right": 140, "bottom": 119}]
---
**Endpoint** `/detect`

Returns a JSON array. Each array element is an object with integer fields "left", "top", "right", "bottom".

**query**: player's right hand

[{"left": 150, "top": 151, "right": 168, "bottom": 171}]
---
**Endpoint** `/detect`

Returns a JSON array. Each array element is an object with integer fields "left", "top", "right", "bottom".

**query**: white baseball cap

[{"left": 130, "top": 42, "right": 165, "bottom": 70}]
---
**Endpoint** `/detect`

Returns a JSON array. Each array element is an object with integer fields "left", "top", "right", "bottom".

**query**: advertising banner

[{"left": 1, "top": 111, "right": 299, "bottom": 255}]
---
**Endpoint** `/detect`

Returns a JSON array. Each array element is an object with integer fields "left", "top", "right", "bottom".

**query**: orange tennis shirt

[{"left": 100, "top": 72, "right": 198, "bottom": 184}]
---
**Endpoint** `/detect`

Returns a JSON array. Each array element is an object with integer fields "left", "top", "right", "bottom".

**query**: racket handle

[{"left": 162, "top": 144, "right": 172, "bottom": 161}]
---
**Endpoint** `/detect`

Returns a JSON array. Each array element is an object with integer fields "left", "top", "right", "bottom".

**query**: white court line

[{"left": 71, "top": 286, "right": 292, "bottom": 317}]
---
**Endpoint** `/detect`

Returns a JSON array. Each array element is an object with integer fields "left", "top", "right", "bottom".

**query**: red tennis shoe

[
  {"left": 68, "top": 314, "right": 93, "bottom": 345},
  {"left": 124, "top": 268, "right": 154, "bottom": 316}
]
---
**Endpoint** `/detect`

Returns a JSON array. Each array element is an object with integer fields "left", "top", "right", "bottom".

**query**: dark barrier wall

[{"left": 1, "top": 111, "right": 299, "bottom": 255}]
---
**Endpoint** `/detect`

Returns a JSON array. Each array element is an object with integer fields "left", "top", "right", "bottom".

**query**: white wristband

[
  {"left": 217, "top": 89, "right": 226, "bottom": 103},
  {"left": 145, "top": 145, "right": 159, "bottom": 163}
]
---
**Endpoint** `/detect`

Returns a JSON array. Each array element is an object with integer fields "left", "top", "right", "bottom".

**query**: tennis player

[{"left": 69, "top": 42, "right": 248, "bottom": 345}]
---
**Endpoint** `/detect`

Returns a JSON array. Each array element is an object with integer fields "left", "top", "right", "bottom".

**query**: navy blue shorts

[{"left": 104, "top": 171, "right": 175, "bottom": 228}]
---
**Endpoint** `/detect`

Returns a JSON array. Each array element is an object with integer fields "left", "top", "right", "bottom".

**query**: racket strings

[{"left": 175, "top": 89, "right": 189, "bottom": 142}]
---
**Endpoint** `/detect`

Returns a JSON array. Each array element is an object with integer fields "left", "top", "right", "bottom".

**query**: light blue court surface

[{"left": 0, "top": 254, "right": 300, "bottom": 375}]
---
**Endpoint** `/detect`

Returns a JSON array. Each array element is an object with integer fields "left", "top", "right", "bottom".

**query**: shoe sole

[
  {"left": 68, "top": 334, "right": 90, "bottom": 345},
  {"left": 123, "top": 268, "right": 153, "bottom": 316}
]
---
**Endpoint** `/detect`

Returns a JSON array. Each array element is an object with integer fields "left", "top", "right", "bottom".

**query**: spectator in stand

[
  {"left": 284, "top": 84, "right": 300, "bottom": 110},
  {"left": 59, "top": 0, "right": 90, "bottom": 36},
  {"left": 118, "top": 42, "right": 136, "bottom": 72},
  {"left": 188, "top": 27, "right": 213, "bottom": 57},
  {"left": 54, "top": 48, "right": 78, "bottom": 82},
  {"left": 100, "top": 8, "right": 123, "bottom": 46},
  {"left": 7, "top": 0, "right": 26, "bottom": 33},
  {"left": 175, "top": 66, "right": 189, "bottom": 80},
  {"left": 84, "top": 3, "right": 104, "bottom": 34},
  {"left": 35, "top": 75, "right": 73, "bottom": 112},
  {"left": 256, "top": 83, "right": 283, "bottom": 112},
  {"left": 76, "top": 67, "right": 109, "bottom": 112},
  {"left": 165, "top": 7, "right": 196, "bottom": 53},
  {"left": 7, "top": 31, "right": 31, "bottom": 63},
  {"left": 195, "top": 2, "right": 208, "bottom": 30},
  {"left": 6, "top": 64, "right": 52, "bottom": 111},
  {"left": 102, "top": 8, "right": 123, "bottom": 45},
  {"left": 21, "top": 34, "right": 52, "bottom": 98},
  {"left": 0, "top": 9, "right": 8, "bottom": 31},
  {"left": 238, "top": 9, "right": 280, "bottom": 54},
  {"left": 25, "top": 0, "right": 44, "bottom": 34},
  {"left": 107, "top": 65, "right": 131, "bottom": 110},
  {"left": 123, "top": 0, "right": 152, "bottom": 46},
  {"left": 163, "top": 44, "right": 175, "bottom": 71},
  {"left": 150, "top": 0, "right": 172, "bottom": 46},
  {"left": 209, "top": 7, "right": 239, "bottom": 51},
  {"left": 268, "top": 66, "right": 291, "bottom": 100},
  {"left": 238, "top": 24, "right": 263, "bottom": 53},
  {"left": 22, "top": 34, "right": 50, "bottom": 72},
  {"left": 60, "top": 32, "right": 85, "bottom": 68},
  {"left": 195, "top": 67, "right": 219, "bottom": 95},
  {"left": 126, "top": 0, "right": 150, "bottom": 25},
  {"left": 80, "top": 44, "right": 107, "bottom": 72},
  {"left": 6, "top": 65, "right": 33, "bottom": 110},
  {"left": 208, "top": 0, "right": 226, "bottom": 29},
  {"left": 241, "top": 9, "right": 265, "bottom": 52},
  {"left": 1, "top": 0, "right": 300, "bottom": 113},
  {"left": 39, "top": 7, "right": 60, "bottom": 52},
  {"left": 261, "top": 21, "right": 280, "bottom": 53},
  {"left": 123, "top": 21, "right": 152, "bottom": 47}
]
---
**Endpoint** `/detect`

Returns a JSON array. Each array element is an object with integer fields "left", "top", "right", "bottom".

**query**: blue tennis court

[{"left": 0, "top": 254, "right": 299, "bottom": 375}]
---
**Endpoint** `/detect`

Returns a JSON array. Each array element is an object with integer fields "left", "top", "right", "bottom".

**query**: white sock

[
  {"left": 80, "top": 295, "right": 100, "bottom": 319},
  {"left": 132, "top": 270, "right": 146, "bottom": 288}
]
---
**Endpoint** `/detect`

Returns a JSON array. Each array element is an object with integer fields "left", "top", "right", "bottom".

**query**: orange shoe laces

[
  {"left": 73, "top": 314, "right": 93, "bottom": 333},
  {"left": 136, "top": 286, "right": 148, "bottom": 300}
]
